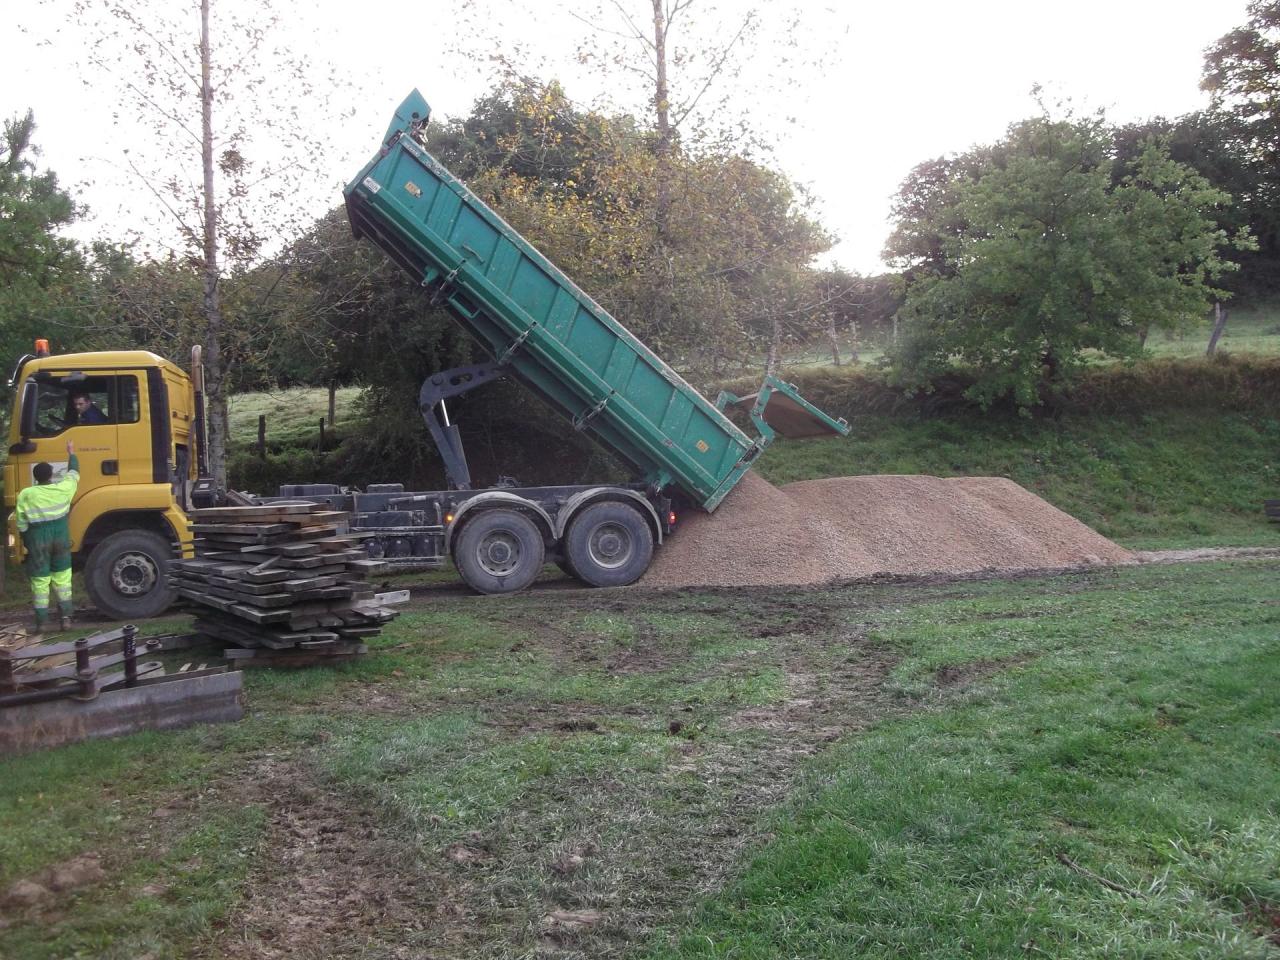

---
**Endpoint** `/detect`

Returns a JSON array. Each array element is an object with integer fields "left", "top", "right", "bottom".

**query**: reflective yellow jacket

[{"left": 15, "top": 454, "right": 80, "bottom": 532}]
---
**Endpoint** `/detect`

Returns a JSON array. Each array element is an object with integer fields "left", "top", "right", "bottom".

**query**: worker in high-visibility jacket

[{"left": 15, "top": 441, "right": 79, "bottom": 633}]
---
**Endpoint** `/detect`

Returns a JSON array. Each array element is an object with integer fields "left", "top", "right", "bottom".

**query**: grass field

[
  {"left": 1, "top": 558, "right": 1277, "bottom": 958},
  {"left": 785, "top": 301, "right": 1280, "bottom": 368},
  {"left": 227, "top": 385, "right": 365, "bottom": 452},
  {"left": 1142, "top": 303, "right": 1280, "bottom": 360}
]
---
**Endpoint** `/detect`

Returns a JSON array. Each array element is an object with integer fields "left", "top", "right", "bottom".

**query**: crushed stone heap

[{"left": 642, "top": 472, "right": 1134, "bottom": 588}]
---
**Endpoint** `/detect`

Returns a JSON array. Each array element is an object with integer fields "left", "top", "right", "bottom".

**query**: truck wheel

[
  {"left": 564, "top": 501, "right": 654, "bottom": 588},
  {"left": 454, "top": 509, "right": 545, "bottom": 594},
  {"left": 84, "top": 530, "right": 176, "bottom": 620}
]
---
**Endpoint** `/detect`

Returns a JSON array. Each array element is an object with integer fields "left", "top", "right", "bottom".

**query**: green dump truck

[
  {"left": 336, "top": 89, "right": 849, "bottom": 590},
  {"left": 329, "top": 90, "right": 848, "bottom": 592}
]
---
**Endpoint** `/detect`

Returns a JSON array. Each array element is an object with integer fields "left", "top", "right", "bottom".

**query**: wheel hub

[
  {"left": 478, "top": 532, "right": 521, "bottom": 576},
  {"left": 110, "top": 551, "right": 159, "bottom": 597},
  {"left": 588, "top": 522, "right": 633, "bottom": 569}
]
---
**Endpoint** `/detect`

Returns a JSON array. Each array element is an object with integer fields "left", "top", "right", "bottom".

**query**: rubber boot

[{"left": 32, "top": 609, "right": 48, "bottom": 635}]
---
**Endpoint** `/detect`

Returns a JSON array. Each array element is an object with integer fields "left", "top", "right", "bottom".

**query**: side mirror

[{"left": 8, "top": 440, "right": 36, "bottom": 455}]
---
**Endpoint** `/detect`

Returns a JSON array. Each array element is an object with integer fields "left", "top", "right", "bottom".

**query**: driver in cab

[{"left": 70, "top": 391, "right": 108, "bottom": 425}]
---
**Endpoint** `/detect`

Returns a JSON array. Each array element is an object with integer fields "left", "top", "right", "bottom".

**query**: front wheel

[
  {"left": 84, "top": 529, "right": 177, "bottom": 620},
  {"left": 453, "top": 509, "right": 546, "bottom": 594},
  {"left": 564, "top": 501, "right": 654, "bottom": 588}
]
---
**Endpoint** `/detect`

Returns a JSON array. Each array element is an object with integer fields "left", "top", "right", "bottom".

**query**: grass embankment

[{"left": 0, "top": 560, "right": 1276, "bottom": 957}]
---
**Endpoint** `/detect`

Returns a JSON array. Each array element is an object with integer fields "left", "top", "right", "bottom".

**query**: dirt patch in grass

[
  {"left": 1136, "top": 546, "right": 1280, "bottom": 564},
  {"left": 934, "top": 654, "right": 1035, "bottom": 689},
  {"left": 1245, "top": 902, "right": 1280, "bottom": 947},
  {"left": 197, "top": 586, "right": 916, "bottom": 958},
  {"left": 202, "top": 756, "right": 439, "bottom": 960}
]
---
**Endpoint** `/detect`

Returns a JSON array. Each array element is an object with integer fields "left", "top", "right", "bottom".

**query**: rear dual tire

[
  {"left": 562, "top": 501, "right": 653, "bottom": 588},
  {"left": 454, "top": 509, "right": 546, "bottom": 595},
  {"left": 454, "top": 502, "right": 655, "bottom": 593}
]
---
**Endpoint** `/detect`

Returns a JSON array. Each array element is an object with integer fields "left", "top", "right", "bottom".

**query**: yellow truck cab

[{"left": 5, "top": 342, "right": 201, "bottom": 618}]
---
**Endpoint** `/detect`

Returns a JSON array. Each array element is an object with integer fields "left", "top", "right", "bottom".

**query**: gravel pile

[{"left": 643, "top": 472, "right": 1133, "bottom": 588}]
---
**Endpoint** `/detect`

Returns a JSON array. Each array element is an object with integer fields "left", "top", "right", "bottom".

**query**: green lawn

[
  {"left": 227, "top": 385, "right": 364, "bottom": 452},
  {"left": 1, "top": 559, "right": 1277, "bottom": 958},
  {"left": 1142, "top": 302, "right": 1280, "bottom": 360},
  {"left": 782, "top": 301, "right": 1280, "bottom": 369}
]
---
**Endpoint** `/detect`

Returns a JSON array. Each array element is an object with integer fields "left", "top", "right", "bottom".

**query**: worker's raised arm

[{"left": 52, "top": 441, "right": 81, "bottom": 495}]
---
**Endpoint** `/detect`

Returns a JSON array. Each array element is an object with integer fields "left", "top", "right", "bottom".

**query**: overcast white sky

[{"left": 2, "top": 0, "right": 1249, "bottom": 275}]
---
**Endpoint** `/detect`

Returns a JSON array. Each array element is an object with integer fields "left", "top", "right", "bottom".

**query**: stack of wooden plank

[{"left": 169, "top": 503, "right": 404, "bottom": 665}]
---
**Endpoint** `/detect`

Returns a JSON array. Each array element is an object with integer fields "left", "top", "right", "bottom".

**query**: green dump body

[{"left": 345, "top": 90, "right": 848, "bottom": 511}]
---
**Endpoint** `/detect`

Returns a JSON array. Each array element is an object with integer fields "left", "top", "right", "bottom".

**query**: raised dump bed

[{"left": 344, "top": 89, "right": 847, "bottom": 511}]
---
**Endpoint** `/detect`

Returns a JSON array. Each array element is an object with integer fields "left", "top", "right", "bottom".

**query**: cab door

[
  {"left": 111, "top": 372, "right": 153, "bottom": 486},
  {"left": 15, "top": 373, "right": 122, "bottom": 501}
]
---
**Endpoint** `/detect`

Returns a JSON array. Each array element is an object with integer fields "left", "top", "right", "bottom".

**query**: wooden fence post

[{"left": 257, "top": 415, "right": 266, "bottom": 460}]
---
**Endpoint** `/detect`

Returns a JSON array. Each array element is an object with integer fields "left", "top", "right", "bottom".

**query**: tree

[
  {"left": 447, "top": 2, "right": 836, "bottom": 372},
  {"left": 62, "top": 0, "right": 354, "bottom": 490},
  {"left": 423, "top": 80, "right": 828, "bottom": 373},
  {"left": 0, "top": 111, "right": 89, "bottom": 391},
  {"left": 1202, "top": 0, "right": 1280, "bottom": 160},
  {"left": 1202, "top": 1, "right": 1280, "bottom": 297},
  {"left": 888, "top": 111, "right": 1250, "bottom": 410},
  {"left": 1114, "top": 111, "right": 1275, "bottom": 301}
]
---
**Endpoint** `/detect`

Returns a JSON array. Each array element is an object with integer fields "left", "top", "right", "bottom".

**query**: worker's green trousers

[{"left": 23, "top": 518, "right": 74, "bottom": 624}]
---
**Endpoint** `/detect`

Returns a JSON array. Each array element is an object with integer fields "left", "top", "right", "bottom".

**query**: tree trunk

[
  {"left": 849, "top": 320, "right": 860, "bottom": 364},
  {"left": 765, "top": 314, "right": 783, "bottom": 377},
  {"left": 826, "top": 313, "right": 841, "bottom": 366},
  {"left": 647, "top": 0, "right": 677, "bottom": 355},
  {"left": 1206, "top": 302, "right": 1228, "bottom": 356},
  {"left": 1137, "top": 325, "right": 1150, "bottom": 349},
  {"left": 199, "top": 0, "right": 227, "bottom": 491},
  {"left": 651, "top": 0, "right": 672, "bottom": 240}
]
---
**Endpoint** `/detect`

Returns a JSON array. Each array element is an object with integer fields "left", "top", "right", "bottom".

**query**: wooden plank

[
  {"left": 189, "top": 503, "right": 319, "bottom": 520},
  {"left": 229, "top": 604, "right": 292, "bottom": 624},
  {"left": 189, "top": 523, "right": 299, "bottom": 536},
  {"left": 238, "top": 542, "right": 322, "bottom": 558}
]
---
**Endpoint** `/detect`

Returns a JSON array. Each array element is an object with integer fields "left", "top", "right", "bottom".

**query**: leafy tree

[
  {"left": 1201, "top": 1, "right": 1280, "bottom": 297},
  {"left": 888, "top": 112, "right": 1250, "bottom": 410},
  {"left": 0, "top": 111, "right": 89, "bottom": 389},
  {"left": 1202, "top": 0, "right": 1280, "bottom": 157},
  {"left": 61, "top": 0, "right": 354, "bottom": 489},
  {"left": 1114, "top": 111, "right": 1275, "bottom": 300}
]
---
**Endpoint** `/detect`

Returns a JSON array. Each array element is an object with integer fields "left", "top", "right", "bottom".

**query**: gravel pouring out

[{"left": 643, "top": 472, "right": 1134, "bottom": 588}]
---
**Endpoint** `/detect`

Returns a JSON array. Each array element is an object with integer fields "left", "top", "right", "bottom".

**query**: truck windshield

[{"left": 24, "top": 376, "right": 140, "bottom": 436}]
